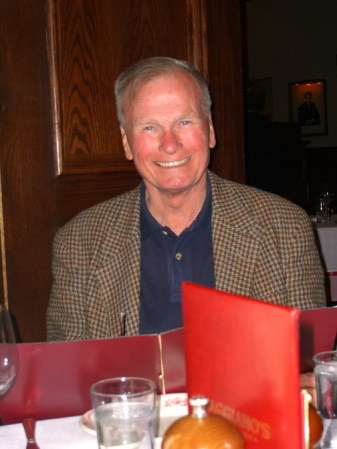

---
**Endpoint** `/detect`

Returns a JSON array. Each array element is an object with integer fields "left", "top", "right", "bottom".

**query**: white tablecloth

[
  {"left": 0, "top": 393, "right": 184, "bottom": 448},
  {"left": 0, "top": 413, "right": 166, "bottom": 449},
  {"left": 312, "top": 217, "right": 337, "bottom": 302},
  {"left": 0, "top": 415, "right": 97, "bottom": 449},
  {"left": 315, "top": 220, "right": 337, "bottom": 272}
]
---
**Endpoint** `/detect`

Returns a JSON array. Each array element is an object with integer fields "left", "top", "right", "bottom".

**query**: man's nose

[{"left": 159, "top": 129, "right": 181, "bottom": 154}]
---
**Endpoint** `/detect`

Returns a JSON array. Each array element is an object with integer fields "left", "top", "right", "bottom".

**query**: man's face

[
  {"left": 305, "top": 93, "right": 312, "bottom": 103},
  {"left": 120, "top": 71, "right": 216, "bottom": 197}
]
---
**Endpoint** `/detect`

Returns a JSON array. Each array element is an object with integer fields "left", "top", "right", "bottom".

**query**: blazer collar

[{"left": 209, "top": 170, "right": 261, "bottom": 236}]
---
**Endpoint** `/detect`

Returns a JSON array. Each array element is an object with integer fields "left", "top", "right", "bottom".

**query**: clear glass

[
  {"left": 90, "top": 377, "right": 157, "bottom": 449},
  {"left": 321, "top": 189, "right": 335, "bottom": 215},
  {"left": 313, "top": 351, "right": 337, "bottom": 448},
  {"left": 316, "top": 198, "right": 331, "bottom": 223},
  {"left": 0, "top": 304, "right": 18, "bottom": 397}
]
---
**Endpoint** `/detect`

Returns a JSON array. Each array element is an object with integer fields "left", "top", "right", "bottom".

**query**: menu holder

[
  {"left": 2, "top": 287, "right": 335, "bottom": 431},
  {"left": 1, "top": 329, "right": 185, "bottom": 424},
  {"left": 182, "top": 282, "right": 337, "bottom": 449},
  {"left": 299, "top": 306, "right": 337, "bottom": 372}
]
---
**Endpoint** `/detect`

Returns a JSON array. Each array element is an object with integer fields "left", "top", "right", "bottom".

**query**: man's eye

[
  {"left": 180, "top": 120, "right": 191, "bottom": 126},
  {"left": 144, "top": 126, "right": 154, "bottom": 131}
]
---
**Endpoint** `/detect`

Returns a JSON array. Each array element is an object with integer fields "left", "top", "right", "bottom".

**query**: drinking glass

[
  {"left": 91, "top": 377, "right": 157, "bottom": 449},
  {"left": 313, "top": 351, "right": 337, "bottom": 448},
  {"left": 0, "top": 304, "right": 18, "bottom": 397},
  {"left": 316, "top": 198, "right": 330, "bottom": 223}
]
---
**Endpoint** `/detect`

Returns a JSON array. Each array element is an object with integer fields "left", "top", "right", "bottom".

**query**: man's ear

[
  {"left": 208, "top": 117, "right": 216, "bottom": 149},
  {"left": 120, "top": 127, "right": 133, "bottom": 161}
]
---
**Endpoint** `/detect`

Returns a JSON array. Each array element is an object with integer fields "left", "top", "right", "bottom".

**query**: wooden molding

[
  {"left": 46, "top": 0, "right": 63, "bottom": 176},
  {"left": 0, "top": 171, "right": 8, "bottom": 308},
  {"left": 186, "top": 0, "right": 209, "bottom": 80},
  {"left": 46, "top": 0, "right": 138, "bottom": 176}
]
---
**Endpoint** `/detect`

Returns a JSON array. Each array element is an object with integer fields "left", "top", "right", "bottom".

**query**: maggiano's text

[{"left": 209, "top": 401, "right": 271, "bottom": 440}]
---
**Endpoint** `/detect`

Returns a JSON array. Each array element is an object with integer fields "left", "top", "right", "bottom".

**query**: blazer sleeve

[
  {"left": 47, "top": 225, "right": 90, "bottom": 341},
  {"left": 46, "top": 188, "right": 142, "bottom": 341},
  {"left": 277, "top": 209, "right": 326, "bottom": 309}
]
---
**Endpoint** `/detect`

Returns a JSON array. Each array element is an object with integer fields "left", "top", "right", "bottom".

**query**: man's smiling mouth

[{"left": 154, "top": 156, "right": 190, "bottom": 167}]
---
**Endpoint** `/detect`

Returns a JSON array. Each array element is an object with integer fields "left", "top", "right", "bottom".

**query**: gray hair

[{"left": 114, "top": 56, "right": 212, "bottom": 126}]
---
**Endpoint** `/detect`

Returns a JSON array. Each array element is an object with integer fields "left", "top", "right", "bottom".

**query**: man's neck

[{"left": 144, "top": 180, "right": 207, "bottom": 236}]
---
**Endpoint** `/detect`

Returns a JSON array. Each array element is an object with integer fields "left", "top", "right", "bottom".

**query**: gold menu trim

[
  {"left": 302, "top": 389, "right": 311, "bottom": 449},
  {"left": 158, "top": 334, "right": 166, "bottom": 394}
]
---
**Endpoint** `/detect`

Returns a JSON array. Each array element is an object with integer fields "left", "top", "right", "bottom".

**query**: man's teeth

[{"left": 155, "top": 157, "right": 190, "bottom": 167}]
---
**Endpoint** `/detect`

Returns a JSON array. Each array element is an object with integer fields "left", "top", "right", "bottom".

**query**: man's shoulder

[
  {"left": 57, "top": 186, "right": 140, "bottom": 238},
  {"left": 209, "top": 171, "right": 309, "bottom": 225}
]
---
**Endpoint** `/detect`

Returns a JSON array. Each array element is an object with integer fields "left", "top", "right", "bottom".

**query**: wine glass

[
  {"left": 0, "top": 304, "right": 18, "bottom": 397},
  {"left": 313, "top": 351, "right": 337, "bottom": 449}
]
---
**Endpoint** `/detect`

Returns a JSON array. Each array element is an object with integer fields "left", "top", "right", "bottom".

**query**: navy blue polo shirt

[{"left": 139, "top": 177, "right": 214, "bottom": 334}]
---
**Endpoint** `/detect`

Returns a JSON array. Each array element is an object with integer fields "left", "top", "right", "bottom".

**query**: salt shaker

[{"left": 161, "top": 395, "right": 245, "bottom": 449}]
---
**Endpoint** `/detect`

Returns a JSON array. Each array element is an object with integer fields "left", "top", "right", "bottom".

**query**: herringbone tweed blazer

[{"left": 47, "top": 171, "right": 326, "bottom": 341}]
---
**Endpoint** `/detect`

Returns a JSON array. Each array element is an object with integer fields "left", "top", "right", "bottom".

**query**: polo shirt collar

[{"left": 140, "top": 174, "right": 212, "bottom": 239}]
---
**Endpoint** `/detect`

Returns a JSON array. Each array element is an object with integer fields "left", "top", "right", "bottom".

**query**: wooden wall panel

[
  {"left": 206, "top": 0, "right": 245, "bottom": 183},
  {"left": 49, "top": 0, "right": 190, "bottom": 175},
  {"left": 0, "top": 0, "right": 56, "bottom": 341},
  {"left": 57, "top": 171, "right": 141, "bottom": 226}
]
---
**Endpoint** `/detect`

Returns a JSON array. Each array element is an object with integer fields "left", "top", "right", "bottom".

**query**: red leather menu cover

[
  {"left": 300, "top": 307, "right": 337, "bottom": 372},
  {"left": 0, "top": 328, "right": 185, "bottom": 424},
  {"left": 182, "top": 282, "right": 302, "bottom": 449}
]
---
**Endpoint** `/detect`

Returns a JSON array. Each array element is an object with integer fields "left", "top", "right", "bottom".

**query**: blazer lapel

[
  {"left": 95, "top": 232, "right": 141, "bottom": 337},
  {"left": 87, "top": 187, "right": 142, "bottom": 338},
  {"left": 210, "top": 172, "right": 264, "bottom": 296},
  {"left": 213, "top": 215, "right": 263, "bottom": 296}
]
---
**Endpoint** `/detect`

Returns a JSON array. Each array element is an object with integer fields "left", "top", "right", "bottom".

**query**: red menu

[
  {"left": 0, "top": 329, "right": 185, "bottom": 424},
  {"left": 299, "top": 306, "right": 337, "bottom": 372},
  {"left": 183, "top": 282, "right": 304, "bottom": 449}
]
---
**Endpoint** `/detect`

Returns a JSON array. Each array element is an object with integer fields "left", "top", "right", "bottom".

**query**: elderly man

[{"left": 47, "top": 57, "right": 326, "bottom": 342}]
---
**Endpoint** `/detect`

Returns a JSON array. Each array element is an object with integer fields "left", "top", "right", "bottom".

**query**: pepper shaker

[{"left": 161, "top": 395, "right": 245, "bottom": 449}]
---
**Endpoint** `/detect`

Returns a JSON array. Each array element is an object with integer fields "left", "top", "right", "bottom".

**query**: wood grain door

[{"left": 0, "top": 0, "right": 244, "bottom": 342}]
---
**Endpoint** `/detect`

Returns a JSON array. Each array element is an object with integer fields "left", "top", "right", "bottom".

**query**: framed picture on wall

[
  {"left": 249, "top": 77, "right": 273, "bottom": 118},
  {"left": 289, "top": 79, "right": 327, "bottom": 136}
]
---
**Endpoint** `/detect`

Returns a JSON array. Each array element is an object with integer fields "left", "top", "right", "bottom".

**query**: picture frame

[
  {"left": 250, "top": 77, "right": 273, "bottom": 118},
  {"left": 289, "top": 79, "right": 327, "bottom": 137}
]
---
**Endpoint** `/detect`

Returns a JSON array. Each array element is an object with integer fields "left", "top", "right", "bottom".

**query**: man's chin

[
  {"left": 145, "top": 171, "right": 207, "bottom": 196},
  {"left": 160, "top": 183, "right": 189, "bottom": 194},
  {"left": 157, "top": 178, "right": 203, "bottom": 195}
]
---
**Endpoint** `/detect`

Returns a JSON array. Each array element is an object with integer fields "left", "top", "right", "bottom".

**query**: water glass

[
  {"left": 0, "top": 305, "right": 18, "bottom": 397},
  {"left": 90, "top": 377, "right": 157, "bottom": 449},
  {"left": 316, "top": 198, "right": 330, "bottom": 223},
  {"left": 313, "top": 351, "right": 337, "bottom": 448}
]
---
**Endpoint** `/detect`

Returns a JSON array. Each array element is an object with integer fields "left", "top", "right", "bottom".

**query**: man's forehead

[{"left": 130, "top": 69, "right": 196, "bottom": 95}]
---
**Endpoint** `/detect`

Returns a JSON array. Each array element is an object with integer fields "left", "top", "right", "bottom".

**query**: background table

[{"left": 312, "top": 217, "right": 337, "bottom": 303}]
